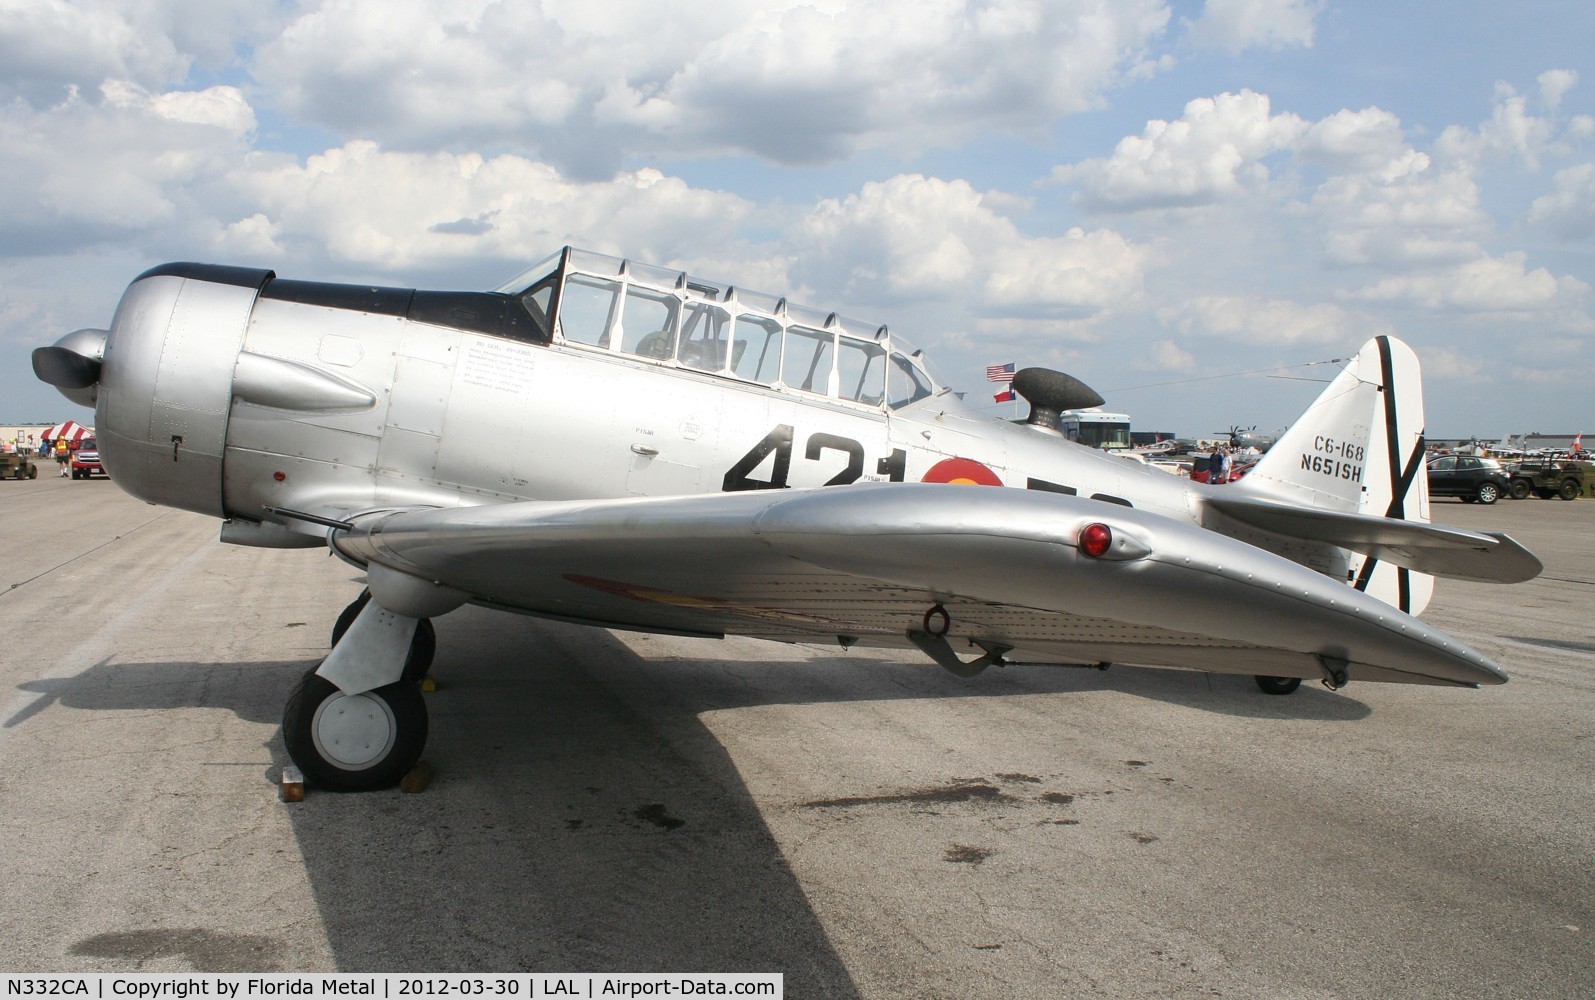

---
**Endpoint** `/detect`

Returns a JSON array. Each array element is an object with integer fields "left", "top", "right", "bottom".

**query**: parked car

[
  {"left": 1427, "top": 454, "right": 1508, "bottom": 504},
  {"left": 70, "top": 439, "right": 105, "bottom": 479}
]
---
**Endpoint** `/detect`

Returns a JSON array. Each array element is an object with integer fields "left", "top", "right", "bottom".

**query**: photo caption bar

[{"left": 2, "top": 975, "right": 782, "bottom": 1000}]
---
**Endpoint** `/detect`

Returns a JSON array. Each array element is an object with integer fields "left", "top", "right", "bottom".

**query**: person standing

[{"left": 1210, "top": 446, "right": 1228, "bottom": 485}]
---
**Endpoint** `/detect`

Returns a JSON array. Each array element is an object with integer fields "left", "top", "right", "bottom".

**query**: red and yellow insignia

[{"left": 921, "top": 457, "right": 1003, "bottom": 486}]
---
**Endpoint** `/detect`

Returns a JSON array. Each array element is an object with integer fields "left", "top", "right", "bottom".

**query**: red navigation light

[{"left": 1079, "top": 522, "right": 1113, "bottom": 558}]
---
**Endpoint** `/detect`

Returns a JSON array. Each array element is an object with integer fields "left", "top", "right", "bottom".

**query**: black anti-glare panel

[{"left": 135, "top": 261, "right": 275, "bottom": 289}]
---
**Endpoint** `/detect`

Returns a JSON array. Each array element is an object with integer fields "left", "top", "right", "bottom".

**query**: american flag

[
  {"left": 993, "top": 387, "right": 1016, "bottom": 403},
  {"left": 986, "top": 362, "right": 1015, "bottom": 383}
]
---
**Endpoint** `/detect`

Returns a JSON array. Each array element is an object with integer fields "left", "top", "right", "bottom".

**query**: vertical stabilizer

[{"left": 1231, "top": 337, "right": 1433, "bottom": 614}]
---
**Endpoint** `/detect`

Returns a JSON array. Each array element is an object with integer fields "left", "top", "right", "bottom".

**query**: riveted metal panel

[{"left": 96, "top": 273, "right": 257, "bottom": 517}]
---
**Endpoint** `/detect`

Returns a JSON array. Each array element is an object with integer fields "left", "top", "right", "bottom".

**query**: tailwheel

[
  {"left": 1254, "top": 675, "right": 1302, "bottom": 695},
  {"left": 282, "top": 668, "right": 427, "bottom": 791}
]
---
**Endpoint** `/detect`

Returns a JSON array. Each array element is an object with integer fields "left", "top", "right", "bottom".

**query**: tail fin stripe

[
  {"left": 1360, "top": 336, "right": 1420, "bottom": 613},
  {"left": 1386, "top": 434, "right": 1426, "bottom": 519},
  {"left": 1376, "top": 335, "right": 1406, "bottom": 519}
]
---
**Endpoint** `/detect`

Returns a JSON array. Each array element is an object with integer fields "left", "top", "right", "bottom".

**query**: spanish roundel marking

[{"left": 921, "top": 457, "right": 1003, "bottom": 487}]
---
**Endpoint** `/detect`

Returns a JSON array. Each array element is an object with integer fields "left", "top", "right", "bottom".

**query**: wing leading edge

[{"left": 329, "top": 483, "right": 1507, "bottom": 688}]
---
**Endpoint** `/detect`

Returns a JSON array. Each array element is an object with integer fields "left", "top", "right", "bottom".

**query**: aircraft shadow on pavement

[{"left": 10, "top": 606, "right": 1368, "bottom": 982}]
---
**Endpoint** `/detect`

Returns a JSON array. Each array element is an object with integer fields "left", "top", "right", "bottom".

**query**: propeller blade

[{"left": 32, "top": 346, "right": 101, "bottom": 389}]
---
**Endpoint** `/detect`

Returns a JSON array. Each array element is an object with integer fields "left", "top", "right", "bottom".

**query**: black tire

[
  {"left": 402, "top": 618, "right": 436, "bottom": 684},
  {"left": 1558, "top": 478, "right": 1580, "bottom": 501},
  {"left": 282, "top": 668, "right": 427, "bottom": 791},
  {"left": 28, "top": 465, "right": 38, "bottom": 479},
  {"left": 1508, "top": 479, "right": 1531, "bottom": 500},
  {"left": 330, "top": 589, "right": 372, "bottom": 646},
  {"left": 1255, "top": 675, "right": 1302, "bottom": 695},
  {"left": 1475, "top": 481, "right": 1500, "bottom": 505}
]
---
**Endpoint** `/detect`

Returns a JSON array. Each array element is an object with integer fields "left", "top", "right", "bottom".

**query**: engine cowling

[{"left": 89, "top": 264, "right": 270, "bottom": 516}]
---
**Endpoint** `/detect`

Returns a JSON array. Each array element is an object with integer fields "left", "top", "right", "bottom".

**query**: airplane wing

[
  {"left": 327, "top": 483, "right": 1507, "bottom": 688},
  {"left": 1204, "top": 493, "right": 1542, "bottom": 583}
]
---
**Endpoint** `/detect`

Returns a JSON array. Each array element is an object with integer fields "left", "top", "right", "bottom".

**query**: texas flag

[{"left": 993, "top": 387, "right": 1016, "bottom": 403}]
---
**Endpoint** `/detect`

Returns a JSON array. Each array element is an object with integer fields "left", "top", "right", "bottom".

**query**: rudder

[{"left": 1233, "top": 336, "right": 1433, "bottom": 614}]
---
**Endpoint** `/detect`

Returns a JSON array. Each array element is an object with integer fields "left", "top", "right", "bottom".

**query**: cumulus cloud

[
  {"left": 1435, "top": 73, "right": 1590, "bottom": 170},
  {"left": 0, "top": 81, "right": 258, "bottom": 256},
  {"left": 1144, "top": 339, "right": 1197, "bottom": 371},
  {"left": 788, "top": 174, "right": 1145, "bottom": 324},
  {"left": 1529, "top": 163, "right": 1595, "bottom": 240},
  {"left": 252, "top": 0, "right": 1173, "bottom": 174},
  {"left": 101, "top": 79, "right": 255, "bottom": 134},
  {"left": 1157, "top": 295, "right": 1355, "bottom": 345},
  {"left": 1349, "top": 251, "right": 1589, "bottom": 316},
  {"left": 1417, "top": 346, "right": 1484, "bottom": 381},
  {"left": 0, "top": 0, "right": 280, "bottom": 105},
  {"left": 1296, "top": 107, "right": 1407, "bottom": 174},
  {"left": 223, "top": 142, "right": 757, "bottom": 275},
  {"left": 1538, "top": 69, "right": 1578, "bottom": 109},
  {"left": 1310, "top": 151, "right": 1488, "bottom": 267},
  {"left": 1057, "top": 90, "right": 1306, "bottom": 212},
  {"left": 1185, "top": 0, "right": 1322, "bottom": 54}
]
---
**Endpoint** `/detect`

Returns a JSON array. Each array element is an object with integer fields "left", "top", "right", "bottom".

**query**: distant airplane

[
  {"left": 1219, "top": 425, "right": 1279, "bottom": 453},
  {"left": 35, "top": 248, "right": 1541, "bottom": 791},
  {"left": 1129, "top": 438, "right": 1179, "bottom": 455}
]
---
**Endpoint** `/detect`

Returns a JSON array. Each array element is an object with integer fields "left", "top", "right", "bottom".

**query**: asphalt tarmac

[{"left": 1, "top": 475, "right": 1590, "bottom": 997}]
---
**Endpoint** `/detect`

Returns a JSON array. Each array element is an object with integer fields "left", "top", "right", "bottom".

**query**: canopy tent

[{"left": 44, "top": 420, "right": 91, "bottom": 443}]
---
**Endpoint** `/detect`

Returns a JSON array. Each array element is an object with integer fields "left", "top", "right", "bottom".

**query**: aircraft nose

[{"left": 33, "top": 327, "right": 109, "bottom": 409}]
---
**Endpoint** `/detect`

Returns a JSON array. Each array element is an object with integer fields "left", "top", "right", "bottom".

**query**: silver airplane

[
  {"left": 1220, "top": 425, "right": 1280, "bottom": 453},
  {"left": 34, "top": 247, "right": 1542, "bottom": 791}
]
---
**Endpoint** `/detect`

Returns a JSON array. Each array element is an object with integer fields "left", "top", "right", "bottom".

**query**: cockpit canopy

[{"left": 496, "top": 247, "right": 940, "bottom": 410}]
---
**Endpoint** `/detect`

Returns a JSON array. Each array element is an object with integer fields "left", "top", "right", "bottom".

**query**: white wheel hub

[{"left": 310, "top": 691, "right": 396, "bottom": 769}]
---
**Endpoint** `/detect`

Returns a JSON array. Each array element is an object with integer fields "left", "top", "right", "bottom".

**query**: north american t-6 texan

[{"left": 34, "top": 247, "right": 1542, "bottom": 791}]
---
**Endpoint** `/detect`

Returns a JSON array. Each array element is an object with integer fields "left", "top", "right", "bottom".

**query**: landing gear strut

[
  {"left": 282, "top": 588, "right": 441, "bottom": 791},
  {"left": 330, "top": 589, "right": 437, "bottom": 684}
]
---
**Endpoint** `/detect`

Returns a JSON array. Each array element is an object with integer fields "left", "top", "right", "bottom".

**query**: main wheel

[
  {"left": 282, "top": 669, "right": 427, "bottom": 791},
  {"left": 1475, "top": 481, "right": 1500, "bottom": 504},
  {"left": 1508, "top": 479, "right": 1531, "bottom": 500},
  {"left": 1558, "top": 478, "right": 1580, "bottom": 501},
  {"left": 1255, "top": 675, "right": 1302, "bottom": 695},
  {"left": 28, "top": 465, "right": 37, "bottom": 479}
]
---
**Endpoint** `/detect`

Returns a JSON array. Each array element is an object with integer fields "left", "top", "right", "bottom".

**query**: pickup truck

[{"left": 70, "top": 440, "right": 106, "bottom": 479}]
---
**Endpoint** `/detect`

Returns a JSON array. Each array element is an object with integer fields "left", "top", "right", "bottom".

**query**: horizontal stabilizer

[{"left": 1206, "top": 493, "right": 1542, "bottom": 583}]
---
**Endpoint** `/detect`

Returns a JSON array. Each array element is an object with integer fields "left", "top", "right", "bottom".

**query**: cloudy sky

[{"left": 3, "top": 0, "right": 1592, "bottom": 439}]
